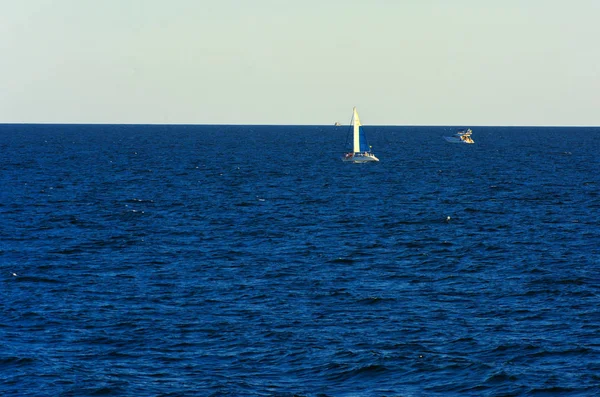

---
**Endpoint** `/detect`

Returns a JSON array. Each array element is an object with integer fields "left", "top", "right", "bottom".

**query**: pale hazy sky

[{"left": 1, "top": 0, "right": 599, "bottom": 125}]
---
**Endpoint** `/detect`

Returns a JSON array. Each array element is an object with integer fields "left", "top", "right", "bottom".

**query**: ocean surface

[{"left": 1, "top": 124, "right": 599, "bottom": 396}]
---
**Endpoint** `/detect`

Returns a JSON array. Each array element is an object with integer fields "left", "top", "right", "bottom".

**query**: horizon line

[{"left": 1, "top": 122, "right": 599, "bottom": 128}]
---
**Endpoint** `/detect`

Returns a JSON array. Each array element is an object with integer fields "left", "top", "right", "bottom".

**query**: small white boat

[
  {"left": 341, "top": 107, "right": 379, "bottom": 163},
  {"left": 444, "top": 128, "right": 474, "bottom": 144}
]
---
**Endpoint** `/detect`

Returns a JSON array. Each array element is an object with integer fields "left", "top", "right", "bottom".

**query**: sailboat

[{"left": 341, "top": 107, "right": 379, "bottom": 163}]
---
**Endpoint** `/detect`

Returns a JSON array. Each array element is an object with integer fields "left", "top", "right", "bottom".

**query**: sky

[{"left": 1, "top": 0, "right": 599, "bottom": 125}]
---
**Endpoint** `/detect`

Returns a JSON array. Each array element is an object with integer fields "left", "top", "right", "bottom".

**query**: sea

[{"left": 1, "top": 124, "right": 599, "bottom": 396}]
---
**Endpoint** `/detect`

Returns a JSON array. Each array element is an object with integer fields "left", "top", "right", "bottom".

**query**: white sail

[
  {"left": 341, "top": 106, "right": 378, "bottom": 163},
  {"left": 353, "top": 107, "right": 361, "bottom": 153}
]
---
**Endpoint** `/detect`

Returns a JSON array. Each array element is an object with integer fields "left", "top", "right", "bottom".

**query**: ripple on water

[{"left": 1, "top": 125, "right": 599, "bottom": 395}]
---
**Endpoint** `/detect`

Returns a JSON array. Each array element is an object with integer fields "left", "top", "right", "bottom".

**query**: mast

[{"left": 353, "top": 107, "right": 361, "bottom": 153}]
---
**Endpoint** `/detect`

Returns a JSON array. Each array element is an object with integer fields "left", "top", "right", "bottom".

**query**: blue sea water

[{"left": 1, "top": 124, "right": 599, "bottom": 396}]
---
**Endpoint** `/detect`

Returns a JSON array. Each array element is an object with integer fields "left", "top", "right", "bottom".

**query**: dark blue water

[{"left": 1, "top": 124, "right": 599, "bottom": 396}]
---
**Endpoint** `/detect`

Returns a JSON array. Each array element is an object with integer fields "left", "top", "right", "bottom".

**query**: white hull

[
  {"left": 444, "top": 136, "right": 474, "bottom": 144},
  {"left": 342, "top": 153, "right": 379, "bottom": 163}
]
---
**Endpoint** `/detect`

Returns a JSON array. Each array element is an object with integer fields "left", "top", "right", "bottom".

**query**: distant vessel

[
  {"left": 341, "top": 107, "right": 379, "bottom": 163},
  {"left": 444, "top": 128, "right": 474, "bottom": 144},
  {"left": 334, "top": 121, "right": 342, "bottom": 127}
]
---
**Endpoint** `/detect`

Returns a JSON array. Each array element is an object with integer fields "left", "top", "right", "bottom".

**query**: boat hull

[
  {"left": 341, "top": 153, "right": 379, "bottom": 163},
  {"left": 444, "top": 136, "right": 474, "bottom": 144}
]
